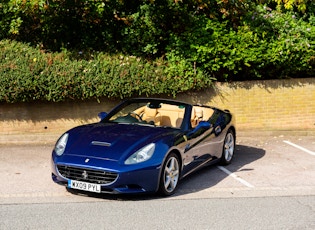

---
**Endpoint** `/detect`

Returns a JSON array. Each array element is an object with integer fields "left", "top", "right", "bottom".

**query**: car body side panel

[{"left": 180, "top": 108, "right": 234, "bottom": 177}]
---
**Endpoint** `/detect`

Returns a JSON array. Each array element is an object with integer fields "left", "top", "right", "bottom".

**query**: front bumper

[{"left": 51, "top": 155, "right": 161, "bottom": 194}]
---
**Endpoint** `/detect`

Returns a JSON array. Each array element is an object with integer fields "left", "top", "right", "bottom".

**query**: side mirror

[
  {"left": 214, "top": 125, "right": 222, "bottom": 136},
  {"left": 188, "top": 121, "right": 211, "bottom": 138},
  {"left": 194, "top": 121, "right": 211, "bottom": 132},
  {"left": 98, "top": 112, "right": 108, "bottom": 121}
]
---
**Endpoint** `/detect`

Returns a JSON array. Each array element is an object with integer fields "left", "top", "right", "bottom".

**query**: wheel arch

[
  {"left": 159, "top": 148, "right": 183, "bottom": 176},
  {"left": 156, "top": 148, "right": 182, "bottom": 193},
  {"left": 169, "top": 149, "right": 182, "bottom": 171},
  {"left": 228, "top": 125, "right": 236, "bottom": 141}
]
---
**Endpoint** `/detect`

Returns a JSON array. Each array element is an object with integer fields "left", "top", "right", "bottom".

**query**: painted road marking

[
  {"left": 283, "top": 140, "right": 315, "bottom": 156},
  {"left": 217, "top": 166, "right": 254, "bottom": 188}
]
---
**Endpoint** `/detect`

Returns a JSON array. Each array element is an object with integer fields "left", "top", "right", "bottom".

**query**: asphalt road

[{"left": 0, "top": 134, "right": 314, "bottom": 229}]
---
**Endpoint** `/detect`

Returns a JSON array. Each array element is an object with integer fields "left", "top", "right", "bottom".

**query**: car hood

[{"left": 64, "top": 123, "right": 177, "bottom": 161}]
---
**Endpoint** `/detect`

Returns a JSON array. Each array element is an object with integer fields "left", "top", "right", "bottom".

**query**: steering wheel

[{"left": 128, "top": 112, "right": 143, "bottom": 122}]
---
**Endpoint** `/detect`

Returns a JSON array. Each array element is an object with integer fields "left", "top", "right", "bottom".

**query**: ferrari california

[{"left": 51, "top": 98, "right": 236, "bottom": 196}]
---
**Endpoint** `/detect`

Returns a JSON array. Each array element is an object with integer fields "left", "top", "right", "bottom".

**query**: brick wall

[
  {"left": 176, "top": 78, "right": 315, "bottom": 131},
  {"left": 0, "top": 78, "right": 314, "bottom": 134}
]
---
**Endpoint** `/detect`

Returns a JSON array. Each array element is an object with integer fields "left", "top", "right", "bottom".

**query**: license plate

[{"left": 68, "top": 180, "right": 101, "bottom": 193}]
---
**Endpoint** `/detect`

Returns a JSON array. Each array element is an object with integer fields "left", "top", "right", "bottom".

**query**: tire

[
  {"left": 220, "top": 129, "right": 235, "bottom": 165},
  {"left": 158, "top": 153, "right": 180, "bottom": 196}
]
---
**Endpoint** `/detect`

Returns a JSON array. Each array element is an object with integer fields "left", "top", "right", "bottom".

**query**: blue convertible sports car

[{"left": 51, "top": 98, "right": 236, "bottom": 196}]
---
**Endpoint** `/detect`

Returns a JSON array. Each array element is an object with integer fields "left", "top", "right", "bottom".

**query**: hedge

[{"left": 0, "top": 39, "right": 213, "bottom": 103}]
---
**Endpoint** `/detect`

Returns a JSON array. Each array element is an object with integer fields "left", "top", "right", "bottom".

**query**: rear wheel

[
  {"left": 220, "top": 130, "right": 235, "bottom": 165},
  {"left": 158, "top": 153, "right": 180, "bottom": 196}
]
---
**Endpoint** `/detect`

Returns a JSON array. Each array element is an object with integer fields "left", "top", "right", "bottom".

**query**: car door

[
  {"left": 183, "top": 106, "right": 212, "bottom": 175},
  {"left": 199, "top": 109, "right": 228, "bottom": 159},
  {"left": 181, "top": 108, "right": 229, "bottom": 176}
]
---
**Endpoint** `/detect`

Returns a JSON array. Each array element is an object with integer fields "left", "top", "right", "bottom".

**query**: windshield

[{"left": 105, "top": 100, "right": 187, "bottom": 129}]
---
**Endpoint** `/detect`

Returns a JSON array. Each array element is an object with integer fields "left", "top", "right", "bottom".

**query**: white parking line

[
  {"left": 283, "top": 140, "right": 315, "bottom": 156},
  {"left": 217, "top": 166, "right": 254, "bottom": 188}
]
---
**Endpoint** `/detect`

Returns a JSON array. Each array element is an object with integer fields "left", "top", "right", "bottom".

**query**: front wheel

[
  {"left": 220, "top": 129, "right": 235, "bottom": 165},
  {"left": 158, "top": 153, "right": 180, "bottom": 196}
]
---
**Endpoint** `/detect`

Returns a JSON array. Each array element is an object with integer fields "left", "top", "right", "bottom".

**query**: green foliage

[
  {"left": 246, "top": 5, "right": 315, "bottom": 78},
  {"left": 0, "top": 1, "right": 315, "bottom": 103},
  {"left": 0, "top": 0, "right": 125, "bottom": 51},
  {"left": 274, "top": 0, "right": 308, "bottom": 12},
  {"left": 0, "top": 39, "right": 214, "bottom": 103},
  {"left": 166, "top": 6, "right": 315, "bottom": 81}
]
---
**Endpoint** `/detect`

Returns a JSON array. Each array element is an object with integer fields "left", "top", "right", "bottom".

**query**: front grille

[{"left": 57, "top": 165, "right": 118, "bottom": 185}]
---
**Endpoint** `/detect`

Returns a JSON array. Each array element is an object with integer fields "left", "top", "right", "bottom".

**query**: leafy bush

[
  {"left": 166, "top": 6, "right": 315, "bottom": 81},
  {"left": 245, "top": 5, "right": 315, "bottom": 78},
  {"left": 0, "top": 39, "right": 213, "bottom": 103},
  {"left": 0, "top": 1, "right": 315, "bottom": 103}
]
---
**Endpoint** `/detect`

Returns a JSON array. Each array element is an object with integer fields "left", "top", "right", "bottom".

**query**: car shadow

[
  {"left": 173, "top": 144, "right": 265, "bottom": 196},
  {"left": 66, "top": 144, "right": 265, "bottom": 201}
]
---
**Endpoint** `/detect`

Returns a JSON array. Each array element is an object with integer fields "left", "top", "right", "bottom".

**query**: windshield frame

[{"left": 101, "top": 98, "right": 191, "bottom": 130}]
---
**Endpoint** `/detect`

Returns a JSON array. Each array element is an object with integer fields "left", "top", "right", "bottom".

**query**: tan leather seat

[
  {"left": 191, "top": 106, "right": 215, "bottom": 127},
  {"left": 155, "top": 104, "right": 185, "bottom": 128},
  {"left": 135, "top": 103, "right": 187, "bottom": 128},
  {"left": 142, "top": 106, "right": 158, "bottom": 124},
  {"left": 191, "top": 107, "right": 204, "bottom": 128}
]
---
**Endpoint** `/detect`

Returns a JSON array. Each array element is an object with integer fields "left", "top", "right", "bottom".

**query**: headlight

[
  {"left": 125, "top": 143, "right": 155, "bottom": 165},
  {"left": 54, "top": 133, "right": 69, "bottom": 156}
]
